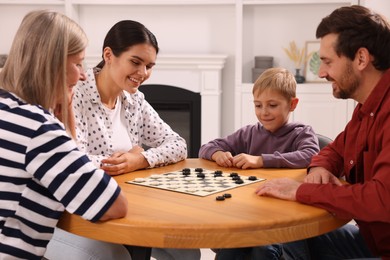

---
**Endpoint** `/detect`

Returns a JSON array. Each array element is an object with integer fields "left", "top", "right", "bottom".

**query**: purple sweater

[{"left": 198, "top": 122, "right": 319, "bottom": 168}]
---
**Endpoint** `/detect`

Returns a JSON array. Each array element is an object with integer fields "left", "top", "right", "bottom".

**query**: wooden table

[{"left": 58, "top": 158, "right": 349, "bottom": 249}]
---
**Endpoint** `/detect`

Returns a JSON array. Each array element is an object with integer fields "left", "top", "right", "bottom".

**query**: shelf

[
  {"left": 0, "top": 0, "right": 356, "bottom": 5},
  {"left": 0, "top": 0, "right": 63, "bottom": 4},
  {"left": 69, "top": 0, "right": 235, "bottom": 5},
  {"left": 243, "top": 0, "right": 357, "bottom": 4}
]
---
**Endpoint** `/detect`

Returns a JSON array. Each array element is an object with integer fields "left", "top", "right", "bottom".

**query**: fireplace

[{"left": 139, "top": 84, "right": 201, "bottom": 158}]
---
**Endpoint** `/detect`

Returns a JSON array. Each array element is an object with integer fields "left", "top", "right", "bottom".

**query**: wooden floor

[{"left": 150, "top": 249, "right": 215, "bottom": 260}]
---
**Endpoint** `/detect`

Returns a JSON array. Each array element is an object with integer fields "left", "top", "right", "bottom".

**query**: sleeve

[
  {"left": 262, "top": 125, "right": 320, "bottom": 168},
  {"left": 297, "top": 150, "right": 390, "bottom": 223},
  {"left": 298, "top": 115, "right": 390, "bottom": 223},
  {"left": 309, "top": 129, "right": 346, "bottom": 177},
  {"left": 138, "top": 99, "right": 187, "bottom": 168},
  {"left": 72, "top": 87, "right": 106, "bottom": 167},
  {"left": 26, "top": 119, "right": 120, "bottom": 222},
  {"left": 198, "top": 127, "right": 250, "bottom": 160}
]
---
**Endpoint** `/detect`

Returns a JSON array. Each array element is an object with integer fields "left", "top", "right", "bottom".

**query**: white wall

[
  {"left": 0, "top": 5, "right": 64, "bottom": 54},
  {"left": 0, "top": 1, "right": 388, "bottom": 138},
  {"left": 241, "top": 3, "right": 346, "bottom": 84},
  {"left": 0, "top": 4, "right": 237, "bottom": 138},
  {"left": 360, "top": 0, "right": 390, "bottom": 20}
]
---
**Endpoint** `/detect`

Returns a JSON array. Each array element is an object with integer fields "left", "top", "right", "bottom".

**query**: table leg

[{"left": 126, "top": 246, "right": 152, "bottom": 260}]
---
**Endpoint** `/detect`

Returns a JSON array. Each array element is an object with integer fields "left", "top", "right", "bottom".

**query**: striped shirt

[{"left": 0, "top": 90, "right": 121, "bottom": 259}]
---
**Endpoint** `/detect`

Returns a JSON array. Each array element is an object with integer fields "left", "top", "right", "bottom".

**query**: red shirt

[{"left": 297, "top": 69, "right": 390, "bottom": 257}]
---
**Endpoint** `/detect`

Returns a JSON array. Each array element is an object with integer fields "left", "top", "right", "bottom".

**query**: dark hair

[
  {"left": 97, "top": 20, "right": 159, "bottom": 68},
  {"left": 316, "top": 5, "right": 390, "bottom": 70}
]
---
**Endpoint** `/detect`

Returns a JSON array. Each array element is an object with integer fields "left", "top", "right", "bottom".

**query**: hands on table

[
  {"left": 100, "top": 145, "right": 149, "bottom": 176},
  {"left": 255, "top": 166, "right": 343, "bottom": 201},
  {"left": 212, "top": 151, "right": 264, "bottom": 169}
]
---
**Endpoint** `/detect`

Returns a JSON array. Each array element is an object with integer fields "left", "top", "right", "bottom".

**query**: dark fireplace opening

[{"left": 139, "top": 84, "right": 201, "bottom": 158}]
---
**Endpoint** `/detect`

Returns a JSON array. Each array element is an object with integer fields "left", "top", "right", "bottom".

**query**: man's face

[{"left": 318, "top": 33, "right": 360, "bottom": 100}]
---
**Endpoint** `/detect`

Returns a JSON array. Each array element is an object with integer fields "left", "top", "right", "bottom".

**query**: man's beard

[{"left": 333, "top": 62, "right": 359, "bottom": 100}]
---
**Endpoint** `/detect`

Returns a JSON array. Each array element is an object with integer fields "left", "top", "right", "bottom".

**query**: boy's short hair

[{"left": 252, "top": 67, "right": 297, "bottom": 100}]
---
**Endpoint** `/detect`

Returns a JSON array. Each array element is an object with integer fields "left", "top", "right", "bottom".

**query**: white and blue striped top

[{"left": 0, "top": 90, "right": 121, "bottom": 259}]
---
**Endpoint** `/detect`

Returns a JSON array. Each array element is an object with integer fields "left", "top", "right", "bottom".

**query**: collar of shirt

[{"left": 359, "top": 68, "right": 390, "bottom": 120}]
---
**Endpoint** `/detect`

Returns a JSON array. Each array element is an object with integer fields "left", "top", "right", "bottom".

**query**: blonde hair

[
  {"left": 253, "top": 67, "right": 296, "bottom": 100},
  {"left": 0, "top": 10, "right": 87, "bottom": 133}
]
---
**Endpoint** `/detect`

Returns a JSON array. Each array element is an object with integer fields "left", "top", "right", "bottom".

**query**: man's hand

[
  {"left": 255, "top": 178, "right": 301, "bottom": 201},
  {"left": 305, "top": 167, "right": 343, "bottom": 186}
]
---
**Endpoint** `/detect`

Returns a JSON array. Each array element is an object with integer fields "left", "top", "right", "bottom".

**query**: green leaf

[{"left": 309, "top": 51, "right": 321, "bottom": 75}]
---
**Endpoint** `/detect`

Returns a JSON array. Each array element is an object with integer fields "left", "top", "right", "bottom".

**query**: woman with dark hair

[
  {"left": 73, "top": 20, "right": 187, "bottom": 176},
  {"left": 46, "top": 20, "right": 198, "bottom": 260}
]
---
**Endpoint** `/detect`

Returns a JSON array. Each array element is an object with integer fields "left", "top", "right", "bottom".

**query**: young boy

[
  {"left": 199, "top": 67, "right": 319, "bottom": 170},
  {"left": 199, "top": 68, "right": 320, "bottom": 260},
  {"left": 200, "top": 67, "right": 320, "bottom": 259}
]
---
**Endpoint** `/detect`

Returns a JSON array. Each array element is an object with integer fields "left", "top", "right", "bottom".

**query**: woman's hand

[
  {"left": 101, "top": 145, "right": 149, "bottom": 175},
  {"left": 53, "top": 91, "right": 76, "bottom": 138}
]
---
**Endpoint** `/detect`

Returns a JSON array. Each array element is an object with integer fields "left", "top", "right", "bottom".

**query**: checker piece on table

[{"left": 126, "top": 167, "right": 265, "bottom": 197}]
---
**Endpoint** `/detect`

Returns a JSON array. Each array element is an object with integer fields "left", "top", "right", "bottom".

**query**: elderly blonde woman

[{"left": 0, "top": 10, "right": 128, "bottom": 259}]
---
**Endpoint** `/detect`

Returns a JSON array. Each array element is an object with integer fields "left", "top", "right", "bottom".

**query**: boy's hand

[
  {"left": 212, "top": 151, "right": 234, "bottom": 167},
  {"left": 232, "top": 153, "right": 263, "bottom": 169}
]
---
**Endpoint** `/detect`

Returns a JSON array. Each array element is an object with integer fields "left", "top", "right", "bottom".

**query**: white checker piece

[{"left": 126, "top": 168, "right": 265, "bottom": 197}]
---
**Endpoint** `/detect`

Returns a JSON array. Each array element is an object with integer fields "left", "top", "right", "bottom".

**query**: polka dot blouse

[{"left": 72, "top": 68, "right": 187, "bottom": 168}]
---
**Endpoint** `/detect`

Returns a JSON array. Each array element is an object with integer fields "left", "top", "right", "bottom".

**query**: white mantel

[{"left": 85, "top": 54, "right": 228, "bottom": 145}]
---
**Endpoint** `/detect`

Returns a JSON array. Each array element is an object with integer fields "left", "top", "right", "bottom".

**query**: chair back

[{"left": 317, "top": 134, "right": 333, "bottom": 149}]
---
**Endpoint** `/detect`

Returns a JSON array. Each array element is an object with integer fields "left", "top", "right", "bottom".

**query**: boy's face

[{"left": 253, "top": 88, "right": 298, "bottom": 133}]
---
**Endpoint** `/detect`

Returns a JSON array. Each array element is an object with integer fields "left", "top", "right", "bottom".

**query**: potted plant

[{"left": 283, "top": 41, "right": 312, "bottom": 83}]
